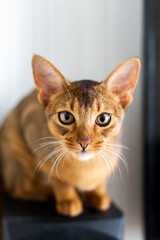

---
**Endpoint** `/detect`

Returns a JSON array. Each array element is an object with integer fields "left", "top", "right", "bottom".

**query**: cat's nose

[{"left": 78, "top": 138, "right": 91, "bottom": 149}]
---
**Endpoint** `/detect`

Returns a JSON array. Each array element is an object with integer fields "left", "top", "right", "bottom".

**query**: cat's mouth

[{"left": 72, "top": 151, "right": 95, "bottom": 161}]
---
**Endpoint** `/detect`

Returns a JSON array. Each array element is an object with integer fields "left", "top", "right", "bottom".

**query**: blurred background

[{"left": 0, "top": 0, "right": 143, "bottom": 239}]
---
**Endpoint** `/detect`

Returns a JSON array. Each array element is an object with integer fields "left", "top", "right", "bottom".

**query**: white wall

[{"left": 0, "top": 1, "right": 144, "bottom": 239}]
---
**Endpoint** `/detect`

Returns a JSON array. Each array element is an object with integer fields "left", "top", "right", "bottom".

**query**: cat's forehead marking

[
  {"left": 72, "top": 80, "right": 99, "bottom": 107},
  {"left": 48, "top": 79, "right": 121, "bottom": 116},
  {"left": 70, "top": 80, "right": 121, "bottom": 116}
]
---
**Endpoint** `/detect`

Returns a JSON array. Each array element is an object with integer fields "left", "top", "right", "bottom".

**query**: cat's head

[{"left": 32, "top": 55, "right": 140, "bottom": 161}]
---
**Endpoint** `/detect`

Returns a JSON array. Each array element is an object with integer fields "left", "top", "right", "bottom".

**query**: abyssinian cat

[{"left": 0, "top": 55, "right": 140, "bottom": 216}]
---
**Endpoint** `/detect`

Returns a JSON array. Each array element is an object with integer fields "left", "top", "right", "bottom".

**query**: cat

[{"left": 0, "top": 55, "right": 141, "bottom": 216}]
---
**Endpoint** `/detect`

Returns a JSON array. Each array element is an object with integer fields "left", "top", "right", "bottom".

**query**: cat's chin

[{"left": 72, "top": 151, "right": 95, "bottom": 161}]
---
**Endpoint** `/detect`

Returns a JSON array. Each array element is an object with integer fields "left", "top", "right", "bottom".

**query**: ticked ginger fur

[{"left": 0, "top": 56, "right": 140, "bottom": 216}]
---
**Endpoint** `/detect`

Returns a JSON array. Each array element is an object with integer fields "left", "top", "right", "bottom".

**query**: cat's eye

[
  {"left": 96, "top": 113, "right": 111, "bottom": 126},
  {"left": 58, "top": 111, "right": 75, "bottom": 125}
]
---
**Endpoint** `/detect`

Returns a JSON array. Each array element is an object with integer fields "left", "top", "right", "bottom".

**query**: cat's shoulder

[{"left": 17, "top": 89, "right": 38, "bottom": 110}]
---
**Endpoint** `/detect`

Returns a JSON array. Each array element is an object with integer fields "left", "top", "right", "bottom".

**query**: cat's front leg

[
  {"left": 52, "top": 178, "right": 83, "bottom": 217},
  {"left": 86, "top": 182, "right": 111, "bottom": 211}
]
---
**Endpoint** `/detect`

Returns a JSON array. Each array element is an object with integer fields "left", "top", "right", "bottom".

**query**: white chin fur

[{"left": 72, "top": 152, "right": 95, "bottom": 161}]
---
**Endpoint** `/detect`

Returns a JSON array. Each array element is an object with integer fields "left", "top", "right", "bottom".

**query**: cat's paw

[
  {"left": 56, "top": 198, "right": 83, "bottom": 217},
  {"left": 87, "top": 193, "right": 111, "bottom": 211}
]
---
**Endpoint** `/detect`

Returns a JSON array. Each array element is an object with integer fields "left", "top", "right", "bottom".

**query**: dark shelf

[{"left": 2, "top": 195, "right": 124, "bottom": 240}]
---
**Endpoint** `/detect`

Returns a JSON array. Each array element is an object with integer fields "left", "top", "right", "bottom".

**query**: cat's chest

[{"left": 54, "top": 158, "right": 108, "bottom": 191}]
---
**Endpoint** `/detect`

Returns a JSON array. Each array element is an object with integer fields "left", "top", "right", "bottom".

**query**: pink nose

[{"left": 78, "top": 138, "right": 91, "bottom": 149}]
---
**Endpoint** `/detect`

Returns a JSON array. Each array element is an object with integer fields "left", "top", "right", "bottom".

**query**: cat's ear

[
  {"left": 102, "top": 57, "right": 141, "bottom": 110},
  {"left": 32, "top": 55, "right": 70, "bottom": 105}
]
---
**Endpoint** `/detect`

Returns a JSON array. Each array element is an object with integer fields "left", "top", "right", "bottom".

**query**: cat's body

[
  {"left": 0, "top": 88, "right": 111, "bottom": 193},
  {"left": 0, "top": 56, "right": 140, "bottom": 216}
]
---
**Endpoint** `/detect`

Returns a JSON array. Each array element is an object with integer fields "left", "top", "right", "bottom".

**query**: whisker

[
  {"left": 100, "top": 151, "right": 110, "bottom": 171},
  {"left": 105, "top": 143, "right": 129, "bottom": 150},
  {"left": 100, "top": 151, "right": 112, "bottom": 182},
  {"left": 102, "top": 150, "right": 114, "bottom": 171},
  {"left": 101, "top": 150, "right": 115, "bottom": 182},
  {"left": 32, "top": 145, "right": 64, "bottom": 177},
  {"left": 62, "top": 81, "right": 72, "bottom": 99},
  {"left": 105, "top": 146, "right": 127, "bottom": 163},
  {"left": 61, "top": 151, "right": 70, "bottom": 168},
  {"left": 32, "top": 140, "right": 62, "bottom": 154},
  {"left": 32, "top": 142, "right": 60, "bottom": 154},
  {"left": 104, "top": 147, "right": 128, "bottom": 175},
  {"left": 102, "top": 150, "right": 123, "bottom": 181},
  {"left": 48, "top": 149, "right": 67, "bottom": 183},
  {"left": 38, "top": 141, "right": 61, "bottom": 145},
  {"left": 37, "top": 141, "right": 61, "bottom": 147},
  {"left": 56, "top": 150, "right": 67, "bottom": 182},
  {"left": 37, "top": 137, "right": 57, "bottom": 141}
]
